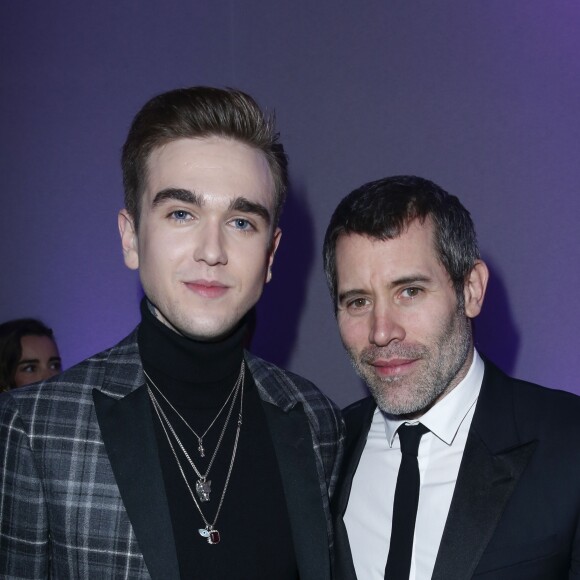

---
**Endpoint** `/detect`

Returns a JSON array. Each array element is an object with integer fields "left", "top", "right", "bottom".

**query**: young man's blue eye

[{"left": 234, "top": 219, "right": 251, "bottom": 229}]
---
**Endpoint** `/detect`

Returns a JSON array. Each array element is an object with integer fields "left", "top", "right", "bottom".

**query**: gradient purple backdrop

[{"left": 1, "top": 1, "right": 579, "bottom": 406}]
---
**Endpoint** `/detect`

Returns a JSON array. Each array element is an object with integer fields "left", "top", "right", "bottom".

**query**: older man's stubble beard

[{"left": 346, "top": 305, "right": 473, "bottom": 418}]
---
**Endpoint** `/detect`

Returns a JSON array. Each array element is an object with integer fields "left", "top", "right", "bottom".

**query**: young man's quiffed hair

[{"left": 122, "top": 87, "right": 288, "bottom": 229}]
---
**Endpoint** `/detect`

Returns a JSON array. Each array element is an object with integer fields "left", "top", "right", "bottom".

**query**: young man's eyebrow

[
  {"left": 152, "top": 188, "right": 202, "bottom": 207},
  {"left": 151, "top": 190, "right": 271, "bottom": 225},
  {"left": 229, "top": 197, "right": 271, "bottom": 225}
]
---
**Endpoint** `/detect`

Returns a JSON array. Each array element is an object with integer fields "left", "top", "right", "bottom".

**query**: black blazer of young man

[{"left": 333, "top": 358, "right": 580, "bottom": 579}]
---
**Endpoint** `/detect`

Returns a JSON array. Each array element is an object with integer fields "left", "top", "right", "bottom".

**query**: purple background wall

[{"left": 1, "top": 1, "right": 579, "bottom": 406}]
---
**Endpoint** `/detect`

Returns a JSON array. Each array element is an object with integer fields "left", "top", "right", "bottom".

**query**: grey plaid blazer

[{"left": 0, "top": 328, "right": 344, "bottom": 580}]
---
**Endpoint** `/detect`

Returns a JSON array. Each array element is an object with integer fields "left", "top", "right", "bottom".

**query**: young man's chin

[{"left": 177, "top": 318, "right": 241, "bottom": 343}]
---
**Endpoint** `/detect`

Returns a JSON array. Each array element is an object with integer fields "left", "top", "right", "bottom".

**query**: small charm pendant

[
  {"left": 195, "top": 479, "right": 211, "bottom": 502},
  {"left": 198, "top": 527, "right": 221, "bottom": 544},
  {"left": 197, "top": 439, "right": 205, "bottom": 457}
]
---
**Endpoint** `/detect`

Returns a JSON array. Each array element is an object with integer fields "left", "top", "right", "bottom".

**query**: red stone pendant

[{"left": 198, "top": 527, "right": 221, "bottom": 544}]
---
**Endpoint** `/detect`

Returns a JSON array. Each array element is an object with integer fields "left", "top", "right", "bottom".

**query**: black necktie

[{"left": 384, "top": 423, "right": 429, "bottom": 580}]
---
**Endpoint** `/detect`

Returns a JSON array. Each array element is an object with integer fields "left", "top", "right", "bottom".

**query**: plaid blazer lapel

[
  {"left": 93, "top": 333, "right": 180, "bottom": 580},
  {"left": 246, "top": 352, "right": 343, "bottom": 580},
  {"left": 261, "top": 400, "right": 331, "bottom": 580}
]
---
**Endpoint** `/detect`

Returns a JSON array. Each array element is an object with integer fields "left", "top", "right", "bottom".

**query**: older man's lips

[
  {"left": 184, "top": 280, "right": 229, "bottom": 299},
  {"left": 371, "top": 358, "right": 419, "bottom": 377}
]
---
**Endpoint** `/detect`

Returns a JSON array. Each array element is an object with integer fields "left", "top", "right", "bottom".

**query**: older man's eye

[
  {"left": 402, "top": 287, "right": 421, "bottom": 298},
  {"left": 348, "top": 298, "right": 369, "bottom": 309}
]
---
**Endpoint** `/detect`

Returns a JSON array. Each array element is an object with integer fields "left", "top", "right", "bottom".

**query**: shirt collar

[{"left": 381, "top": 350, "right": 484, "bottom": 446}]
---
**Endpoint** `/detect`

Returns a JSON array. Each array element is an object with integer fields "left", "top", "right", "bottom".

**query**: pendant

[
  {"left": 197, "top": 439, "right": 205, "bottom": 457},
  {"left": 198, "top": 527, "right": 221, "bottom": 544},
  {"left": 195, "top": 478, "right": 211, "bottom": 502}
]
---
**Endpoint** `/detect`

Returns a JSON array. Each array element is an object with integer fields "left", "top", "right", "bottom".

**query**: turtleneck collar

[{"left": 137, "top": 298, "right": 247, "bottom": 384}]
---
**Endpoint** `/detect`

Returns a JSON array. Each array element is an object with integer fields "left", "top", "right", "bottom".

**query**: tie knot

[{"left": 397, "top": 423, "right": 429, "bottom": 456}]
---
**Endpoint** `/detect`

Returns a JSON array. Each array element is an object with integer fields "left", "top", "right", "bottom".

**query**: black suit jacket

[{"left": 333, "top": 360, "right": 580, "bottom": 579}]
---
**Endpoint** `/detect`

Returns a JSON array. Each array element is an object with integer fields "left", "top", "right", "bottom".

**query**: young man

[
  {"left": 0, "top": 87, "right": 344, "bottom": 580},
  {"left": 324, "top": 175, "right": 580, "bottom": 579}
]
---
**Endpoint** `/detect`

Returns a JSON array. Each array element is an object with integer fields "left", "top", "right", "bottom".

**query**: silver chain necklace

[
  {"left": 144, "top": 361, "right": 243, "bottom": 458},
  {"left": 148, "top": 367, "right": 245, "bottom": 545},
  {"left": 145, "top": 363, "right": 244, "bottom": 503}
]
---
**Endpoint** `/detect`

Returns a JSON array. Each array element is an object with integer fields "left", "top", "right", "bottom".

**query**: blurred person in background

[{"left": 0, "top": 318, "right": 62, "bottom": 392}]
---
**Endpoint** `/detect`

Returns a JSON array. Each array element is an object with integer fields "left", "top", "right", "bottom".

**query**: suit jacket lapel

[
  {"left": 94, "top": 380, "right": 180, "bottom": 580},
  {"left": 432, "top": 361, "right": 537, "bottom": 580},
  {"left": 332, "top": 397, "right": 376, "bottom": 580},
  {"left": 335, "top": 397, "right": 376, "bottom": 517},
  {"left": 261, "top": 400, "right": 331, "bottom": 580}
]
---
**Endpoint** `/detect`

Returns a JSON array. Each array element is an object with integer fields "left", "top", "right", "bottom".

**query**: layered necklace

[
  {"left": 145, "top": 361, "right": 242, "bottom": 460},
  {"left": 144, "top": 361, "right": 245, "bottom": 544}
]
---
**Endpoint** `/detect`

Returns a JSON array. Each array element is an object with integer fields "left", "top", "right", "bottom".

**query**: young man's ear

[
  {"left": 118, "top": 209, "right": 139, "bottom": 270},
  {"left": 463, "top": 260, "right": 489, "bottom": 319},
  {"left": 266, "top": 228, "right": 282, "bottom": 283}
]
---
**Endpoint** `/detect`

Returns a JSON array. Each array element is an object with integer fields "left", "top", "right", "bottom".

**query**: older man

[{"left": 324, "top": 175, "right": 580, "bottom": 579}]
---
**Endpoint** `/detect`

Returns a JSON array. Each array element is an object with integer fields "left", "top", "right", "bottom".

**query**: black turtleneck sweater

[{"left": 138, "top": 301, "right": 298, "bottom": 579}]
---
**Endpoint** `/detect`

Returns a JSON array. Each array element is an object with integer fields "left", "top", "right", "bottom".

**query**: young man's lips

[
  {"left": 184, "top": 280, "right": 229, "bottom": 299},
  {"left": 371, "top": 358, "right": 419, "bottom": 376}
]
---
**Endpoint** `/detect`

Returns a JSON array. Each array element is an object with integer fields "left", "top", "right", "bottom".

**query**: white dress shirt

[{"left": 344, "top": 350, "right": 484, "bottom": 580}]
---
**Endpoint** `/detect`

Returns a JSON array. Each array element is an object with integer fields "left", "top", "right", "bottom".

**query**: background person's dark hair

[
  {"left": 0, "top": 318, "right": 55, "bottom": 390},
  {"left": 323, "top": 175, "right": 480, "bottom": 309},
  {"left": 122, "top": 86, "right": 288, "bottom": 231}
]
